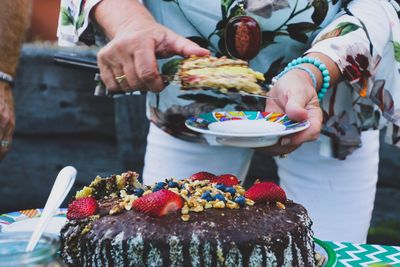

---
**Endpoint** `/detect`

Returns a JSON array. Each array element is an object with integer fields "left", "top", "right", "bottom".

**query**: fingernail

[{"left": 281, "top": 138, "right": 291, "bottom": 146}]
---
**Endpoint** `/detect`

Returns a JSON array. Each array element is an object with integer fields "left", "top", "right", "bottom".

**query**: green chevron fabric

[{"left": 326, "top": 242, "right": 400, "bottom": 267}]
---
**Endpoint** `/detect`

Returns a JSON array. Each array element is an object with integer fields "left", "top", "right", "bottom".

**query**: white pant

[
  {"left": 143, "top": 123, "right": 380, "bottom": 243},
  {"left": 143, "top": 124, "right": 254, "bottom": 183}
]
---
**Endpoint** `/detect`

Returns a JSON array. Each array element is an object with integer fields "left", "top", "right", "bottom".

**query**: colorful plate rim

[
  {"left": 314, "top": 237, "right": 338, "bottom": 267},
  {"left": 0, "top": 208, "right": 67, "bottom": 232},
  {"left": 185, "top": 111, "right": 310, "bottom": 137}
]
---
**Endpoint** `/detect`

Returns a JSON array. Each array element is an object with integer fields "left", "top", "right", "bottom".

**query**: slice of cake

[
  {"left": 61, "top": 171, "right": 317, "bottom": 266},
  {"left": 178, "top": 56, "right": 266, "bottom": 95}
]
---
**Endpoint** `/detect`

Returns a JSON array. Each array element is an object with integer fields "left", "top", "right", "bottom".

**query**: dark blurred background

[{"left": 0, "top": 0, "right": 398, "bottom": 246}]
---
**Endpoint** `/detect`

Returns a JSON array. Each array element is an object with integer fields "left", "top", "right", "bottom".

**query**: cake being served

[
  {"left": 61, "top": 171, "right": 317, "bottom": 266},
  {"left": 178, "top": 56, "right": 267, "bottom": 96}
]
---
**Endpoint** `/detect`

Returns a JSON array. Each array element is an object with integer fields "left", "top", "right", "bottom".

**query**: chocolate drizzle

[{"left": 61, "top": 200, "right": 316, "bottom": 266}]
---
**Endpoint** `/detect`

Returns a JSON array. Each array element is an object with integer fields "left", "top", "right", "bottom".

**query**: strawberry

[
  {"left": 132, "top": 189, "right": 183, "bottom": 217},
  {"left": 67, "top": 197, "right": 98, "bottom": 220},
  {"left": 245, "top": 182, "right": 287, "bottom": 203},
  {"left": 190, "top": 171, "right": 216, "bottom": 181},
  {"left": 212, "top": 174, "right": 239, "bottom": 186}
]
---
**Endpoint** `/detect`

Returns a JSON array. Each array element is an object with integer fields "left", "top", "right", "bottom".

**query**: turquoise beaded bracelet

[
  {"left": 271, "top": 56, "right": 331, "bottom": 102},
  {"left": 275, "top": 65, "right": 317, "bottom": 89}
]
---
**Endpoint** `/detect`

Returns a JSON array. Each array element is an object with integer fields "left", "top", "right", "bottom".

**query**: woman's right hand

[{"left": 95, "top": 2, "right": 210, "bottom": 93}]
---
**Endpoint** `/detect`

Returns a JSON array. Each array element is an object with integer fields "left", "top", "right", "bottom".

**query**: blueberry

[
  {"left": 225, "top": 187, "right": 236, "bottom": 196},
  {"left": 234, "top": 196, "right": 246, "bottom": 207},
  {"left": 168, "top": 181, "right": 179, "bottom": 188},
  {"left": 215, "top": 184, "right": 226, "bottom": 191},
  {"left": 133, "top": 188, "right": 144, "bottom": 197},
  {"left": 201, "top": 191, "right": 213, "bottom": 201},
  {"left": 125, "top": 185, "right": 136, "bottom": 195},
  {"left": 214, "top": 193, "right": 226, "bottom": 202},
  {"left": 153, "top": 182, "right": 166, "bottom": 192},
  {"left": 157, "top": 182, "right": 167, "bottom": 187}
]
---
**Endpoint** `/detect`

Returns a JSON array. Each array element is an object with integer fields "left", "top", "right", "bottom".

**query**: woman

[{"left": 58, "top": 0, "right": 400, "bottom": 243}]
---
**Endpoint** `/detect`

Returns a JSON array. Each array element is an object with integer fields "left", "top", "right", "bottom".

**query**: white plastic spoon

[{"left": 25, "top": 166, "right": 77, "bottom": 252}]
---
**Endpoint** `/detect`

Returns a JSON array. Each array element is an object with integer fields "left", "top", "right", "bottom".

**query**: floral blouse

[{"left": 58, "top": 0, "right": 400, "bottom": 159}]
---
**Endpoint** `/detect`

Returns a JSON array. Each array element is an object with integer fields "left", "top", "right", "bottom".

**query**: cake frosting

[{"left": 60, "top": 171, "right": 317, "bottom": 266}]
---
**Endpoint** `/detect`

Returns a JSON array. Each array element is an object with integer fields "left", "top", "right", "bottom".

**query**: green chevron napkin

[{"left": 326, "top": 242, "right": 400, "bottom": 267}]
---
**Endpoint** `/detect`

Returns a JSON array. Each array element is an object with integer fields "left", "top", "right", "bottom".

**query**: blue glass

[{"left": 0, "top": 232, "right": 61, "bottom": 266}]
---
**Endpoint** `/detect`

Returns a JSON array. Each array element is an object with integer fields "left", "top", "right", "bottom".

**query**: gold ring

[
  {"left": 115, "top": 74, "right": 126, "bottom": 84},
  {"left": 0, "top": 140, "right": 10, "bottom": 149}
]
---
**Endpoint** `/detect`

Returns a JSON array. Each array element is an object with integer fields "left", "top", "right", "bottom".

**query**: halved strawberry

[
  {"left": 132, "top": 189, "right": 183, "bottom": 217},
  {"left": 190, "top": 171, "right": 216, "bottom": 181},
  {"left": 67, "top": 197, "right": 99, "bottom": 220},
  {"left": 212, "top": 174, "right": 239, "bottom": 186},
  {"left": 245, "top": 182, "right": 286, "bottom": 203}
]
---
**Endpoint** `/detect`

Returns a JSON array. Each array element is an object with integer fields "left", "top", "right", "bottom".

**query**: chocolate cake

[{"left": 61, "top": 171, "right": 316, "bottom": 266}]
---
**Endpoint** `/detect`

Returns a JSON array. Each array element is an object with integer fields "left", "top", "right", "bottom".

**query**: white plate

[
  {"left": 2, "top": 217, "right": 66, "bottom": 235},
  {"left": 0, "top": 209, "right": 67, "bottom": 235},
  {"left": 185, "top": 111, "right": 310, "bottom": 147},
  {"left": 208, "top": 120, "right": 287, "bottom": 136}
]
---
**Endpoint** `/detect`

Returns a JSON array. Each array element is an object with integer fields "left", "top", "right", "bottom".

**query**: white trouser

[
  {"left": 275, "top": 130, "right": 379, "bottom": 243},
  {"left": 143, "top": 124, "right": 254, "bottom": 183},
  {"left": 143, "top": 123, "right": 380, "bottom": 243}
]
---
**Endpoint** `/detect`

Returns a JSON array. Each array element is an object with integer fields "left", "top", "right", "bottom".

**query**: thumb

[
  {"left": 169, "top": 31, "right": 210, "bottom": 57},
  {"left": 284, "top": 91, "right": 308, "bottom": 122}
]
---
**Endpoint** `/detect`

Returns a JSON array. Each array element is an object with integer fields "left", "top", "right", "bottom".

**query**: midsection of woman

[
  {"left": 57, "top": 0, "right": 400, "bottom": 159},
  {"left": 144, "top": 0, "right": 341, "bottom": 141}
]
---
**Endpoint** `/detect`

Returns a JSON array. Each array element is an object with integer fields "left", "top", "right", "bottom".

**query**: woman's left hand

[{"left": 258, "top": 69, "right": 323, "bottom": 156}]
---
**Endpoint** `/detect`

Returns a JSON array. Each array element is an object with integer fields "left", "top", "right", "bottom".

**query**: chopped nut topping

[
  {"left": 245, "top": 198, "right": 255, "bottom": 206},
  {"left": 205, "top": 202, "right": 213, "bottom": 209},
  {"left": 181, "top": 214, "right": 190, "bottom": 221},
  {"left": 72, "top": 171, "right": 287, "bottom": 223},
  {"left": 276, "top": 202, "right": 286, "bottom": 209},
  {"left": 315, "top": 252, "right": 326, "bottom": 266},
  {"left": 190, "top": 205, "right": 204, "bottom": 212},
  {"left": 123, "top": 195, "right": 138, "bottom": 211},
  {"left": 181, "top": 205, "right": 189, "bottom": 215},
  {"left": 143, "top": 190, "right": 152, "bottom": 196},
  {"left": 75, "top": 186, "right": 93, "bottom": 199},
  {"left": 226, "top": 201, "right": 239, "bottom": 209},
  {"left": 213, "top": 201, "right": 225, "bottom": 209},
  {"left": 81, "top": 223, "right": 92, "bottom": 235},
  {"left": 109, "top": 202, "right": 124, "bottom": 215}
]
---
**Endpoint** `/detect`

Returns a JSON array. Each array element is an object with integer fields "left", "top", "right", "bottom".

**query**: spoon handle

[{"left": 25, "top": 166, "right": 77, "bottom": 252}]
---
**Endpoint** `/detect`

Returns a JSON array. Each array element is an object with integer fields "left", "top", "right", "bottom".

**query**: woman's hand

[
  {"left": 0, "top": 83, "right": 15, "bottom": 160},
  {"left": 258, "top": 69, "right": 323, "bottom": 156},
  {"left": 94, "top": 0, "right": 209, "bottom": 93}
]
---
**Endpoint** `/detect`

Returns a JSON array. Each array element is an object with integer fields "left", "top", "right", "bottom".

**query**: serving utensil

[
  {"left": 25, "top": 166, "right": 77, "bottom": 252},
  {"left": 93, "top": 73, "right": 275, "bottom": 99},
  {"left": 184, "top": 87, "right": 275, "bottom": 99},
  {"left": 54, "top": 52, "right": 275, "bottom": 99}
]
